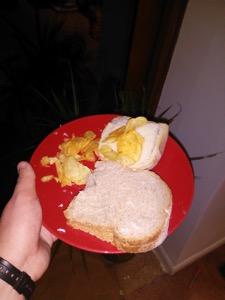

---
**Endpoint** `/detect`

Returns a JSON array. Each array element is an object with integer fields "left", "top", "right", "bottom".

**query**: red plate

[{"left": 30, "top": 114, "right": 194, "bottom": 253}]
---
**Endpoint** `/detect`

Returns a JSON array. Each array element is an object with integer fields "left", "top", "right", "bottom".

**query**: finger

[
  {"left": 17, "top": 161, "right": 36, "bottom": 182},
  {"left": 40, "top": 226, "right": 58, "bottom": 248},
  {"left": 15, "top": 161, "right": 37, "bottom": 197}
]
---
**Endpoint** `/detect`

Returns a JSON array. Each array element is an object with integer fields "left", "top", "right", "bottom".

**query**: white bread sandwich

[
  {"left": 64, "top": 161, "right": 172, "bottom": 253},
  {"left": 98, "top": 116, "right": 169, "bottom": 170}
]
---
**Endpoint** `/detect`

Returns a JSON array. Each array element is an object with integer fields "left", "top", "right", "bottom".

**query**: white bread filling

[{"left": 98, "top": 116, "right": 169, "bottom": 170}]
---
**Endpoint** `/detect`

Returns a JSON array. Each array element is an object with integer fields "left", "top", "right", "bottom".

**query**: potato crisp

[{"left": 40, "top": 131, "right": 99, "bottom": 186}]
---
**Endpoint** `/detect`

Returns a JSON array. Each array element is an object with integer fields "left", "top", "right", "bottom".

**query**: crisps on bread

[{"left": 98, "top": 116, "right": 169, "bottom": 170}]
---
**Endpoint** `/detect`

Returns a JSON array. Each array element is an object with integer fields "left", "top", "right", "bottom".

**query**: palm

[{"left": 0, "top": 162, "right": 56, "bottom": 281}]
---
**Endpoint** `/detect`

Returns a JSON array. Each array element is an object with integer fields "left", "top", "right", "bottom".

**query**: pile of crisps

[
  {"left": 99, "top": 116, "right": 147, "bottom": 166},
  {"left": 40, "top": 131, "right": 99, "bottom": 186}
]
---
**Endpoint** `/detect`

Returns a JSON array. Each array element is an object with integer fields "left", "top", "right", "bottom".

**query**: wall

[{"left": 155, "top": 0, "right": 225, "bottom": 273}]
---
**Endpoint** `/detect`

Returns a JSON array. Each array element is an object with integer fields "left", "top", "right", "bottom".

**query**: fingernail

[{"left": 17, "top": 161, "right": 28, "bottom": 172}]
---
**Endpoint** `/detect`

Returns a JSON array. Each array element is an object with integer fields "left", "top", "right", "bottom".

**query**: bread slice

[
  {"left": 64, "top": 161, "right": 172, "bottom": 253},
  {"left": 98, "top": 116, "right": 169, "bottom": 170}
]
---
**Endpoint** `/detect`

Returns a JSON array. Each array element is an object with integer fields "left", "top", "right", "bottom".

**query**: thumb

[
  {"left": 14, "top": 161, "right": 37, "bottom": 200},
  {"left": 17, "top": 161, "right": 36, "bottom": 179}
]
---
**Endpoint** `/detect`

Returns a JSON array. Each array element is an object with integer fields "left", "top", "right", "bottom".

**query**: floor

[{"left": 31, "top": 242, "right": 225, "bottom": 300}]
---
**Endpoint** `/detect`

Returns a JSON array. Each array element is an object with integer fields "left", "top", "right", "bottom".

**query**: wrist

[
  {"left": 0, "top": 253, "right": 25, "bottom": 274},
  {"left": 0, "top": 243, "right": 27, "bottom": 274},
  {"left": 0, "top": 252, "right": 37, "bottom": 282},
  {"left": 0, "top": 279, "right": 25, "bottom": 300},
  {"left": 0, "top": 257, "right": 36, "bottom": 300}
]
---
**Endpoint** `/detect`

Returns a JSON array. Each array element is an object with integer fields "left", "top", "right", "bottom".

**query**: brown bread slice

[{"left": 64, "top": 161, "right": 172, "bottom": 253}]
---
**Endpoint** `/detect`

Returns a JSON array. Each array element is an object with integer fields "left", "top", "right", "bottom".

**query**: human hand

[{"left": 0, "top": 161, "right": 57, "bottom": 281}]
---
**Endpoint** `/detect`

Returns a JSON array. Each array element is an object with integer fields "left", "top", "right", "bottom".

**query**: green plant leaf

[
  {"left": 190, "top": 151, "right": 225, "bottom": 161},
  {"left": 156, "top": 103, "right": 182, "bottom": 123},
  {"left": 68, "top": 60, "right": 80, "bottom": 117},
  {"left": 51, "top": 88, "right": 69, "bottom": 120}
]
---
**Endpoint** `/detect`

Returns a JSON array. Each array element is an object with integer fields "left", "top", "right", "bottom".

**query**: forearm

[{"left": 0, "top": 279, "right": 25, "bottom": 300}]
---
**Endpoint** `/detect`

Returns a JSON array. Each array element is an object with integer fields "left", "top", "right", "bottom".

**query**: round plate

[{"left": 30, "top": 114, "right": 194, "bottom": 253}]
